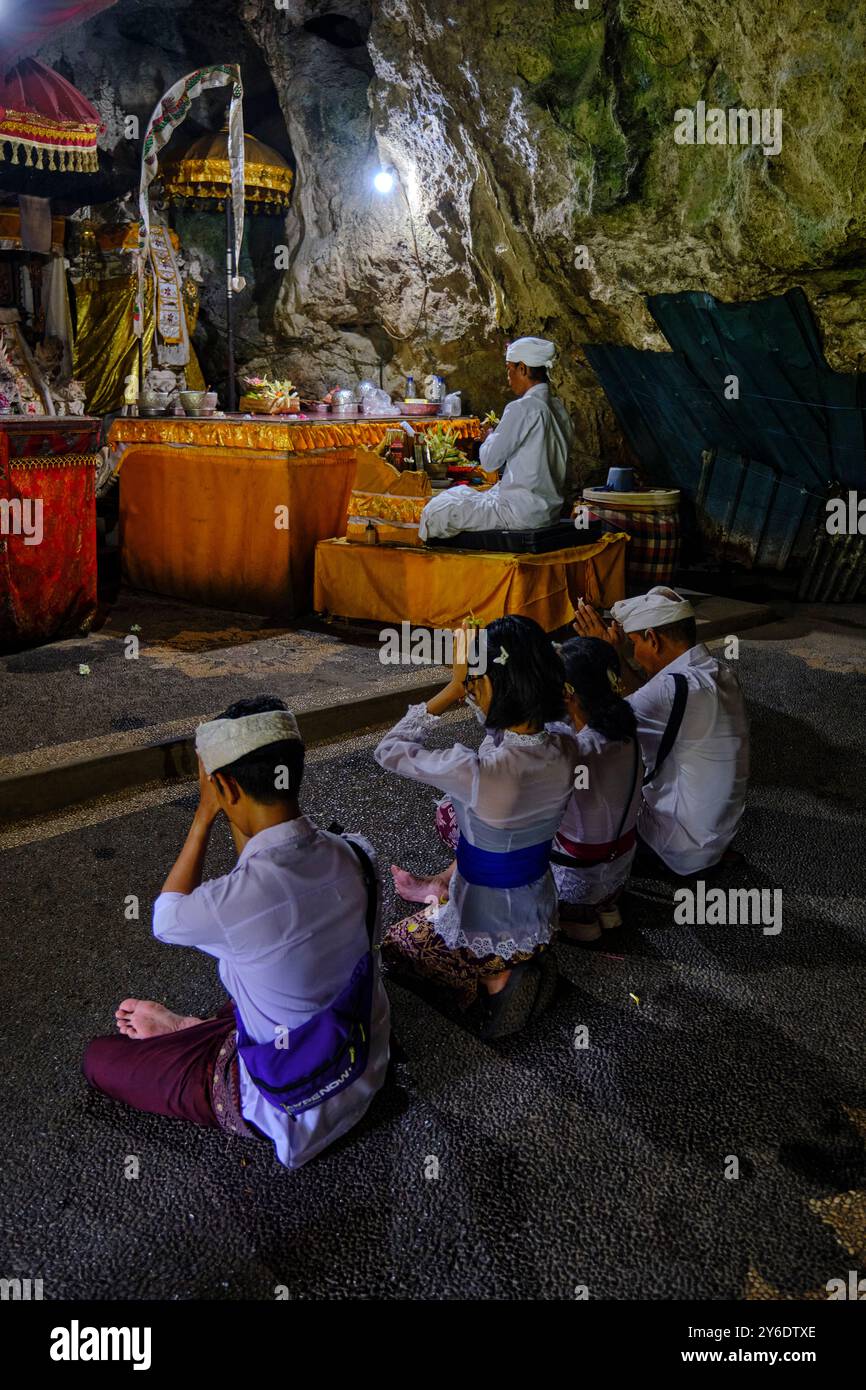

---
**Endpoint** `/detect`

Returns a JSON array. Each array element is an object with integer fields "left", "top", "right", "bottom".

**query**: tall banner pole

[{"left": 225, "top": 197, "right": 237, "bottom": 412}]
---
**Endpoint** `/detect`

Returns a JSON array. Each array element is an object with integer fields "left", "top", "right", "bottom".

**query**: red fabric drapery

[
  {"left": 0, "top": 2, "right": 118, "bottom": 72},
  {"left": 0, "top": 422, "right": 100, "bottom": 646}
]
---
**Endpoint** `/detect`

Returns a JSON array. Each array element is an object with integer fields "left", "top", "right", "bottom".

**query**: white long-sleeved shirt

[
  {"left": 547, "top": 723, "right": 642, "bottom": 904},
  {"left": 418, "top": 383, "right": 574, "bottom": 540},
  {"left": 628, "top": 644, "right": 749, "bottom": 875},
  {"left": 374, "top": 703, "right": 579, "bottom": 958},
  {"left": 153, "top": 816, "right": 390, "bottom": 1169}
]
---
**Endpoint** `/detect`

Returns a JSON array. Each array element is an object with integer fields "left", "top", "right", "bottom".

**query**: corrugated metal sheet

[{"left": 584, "top": 289, "right": 866, "bottom": 596}]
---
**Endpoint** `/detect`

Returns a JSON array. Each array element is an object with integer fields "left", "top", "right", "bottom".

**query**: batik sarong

[{"left": 381, "top": 912, "right": 542, "bottom": 1009}]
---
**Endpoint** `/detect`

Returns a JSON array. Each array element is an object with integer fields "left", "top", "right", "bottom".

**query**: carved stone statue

[
  {"left": 64, "top": 380, "right": 87, "bottom": 416},
  {"left": 51, "top": 379, "right": 87, "bottom": 416},
  {"left": 122, "top": 373, "right": 139, "bottom": 415},
  {"left": 144, "top": 367, "right": 181, "bottom": 407}
]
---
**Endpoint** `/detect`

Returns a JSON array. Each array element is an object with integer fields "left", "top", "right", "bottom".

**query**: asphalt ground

[
  {"left": 0, "top": 587, "right": 773, "bottom": 777},
  {"left": 0, "top": 589, "right": 445, "bottom": 771},
  {"left": 0, "top": 635, "right": 864, "bottom": 1300}
]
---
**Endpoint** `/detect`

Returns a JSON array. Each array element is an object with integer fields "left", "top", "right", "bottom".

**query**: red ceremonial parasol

[{"left": 0, "top": 57, "right": 102, "bottom": 173}]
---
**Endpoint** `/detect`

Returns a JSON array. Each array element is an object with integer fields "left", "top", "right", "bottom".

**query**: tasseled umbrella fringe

[{"left": 0, "top": 136, "right": 98, "bottom": 171}]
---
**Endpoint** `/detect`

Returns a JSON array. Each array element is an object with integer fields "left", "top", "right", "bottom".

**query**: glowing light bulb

[{"left": 373, "top": 169, "right": 395, "bottom": 194}]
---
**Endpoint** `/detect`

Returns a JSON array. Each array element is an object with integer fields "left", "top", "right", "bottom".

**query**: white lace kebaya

[{"left": 374, "top": 703, "right": 580, "bottom": 960}]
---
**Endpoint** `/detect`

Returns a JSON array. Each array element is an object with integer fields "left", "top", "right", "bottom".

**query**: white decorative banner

[
  {"left": 134, "top": 63, "right": 245, "bottom": 338},
  {"left": 149, "top": 218, "right": 189, "bottom": 365}
]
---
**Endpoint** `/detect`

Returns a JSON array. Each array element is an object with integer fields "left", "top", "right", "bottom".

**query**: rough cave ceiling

[{"left": 31, "top": 0, "right": 866, "bottom": 470}]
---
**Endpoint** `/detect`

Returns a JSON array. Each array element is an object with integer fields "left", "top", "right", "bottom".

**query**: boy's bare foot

[
  {"left": 115, "top": 999, "right": 203, "bottom": 1040},
  {"left": 390, "top": 864, "right": 450, "bottom": 905}
]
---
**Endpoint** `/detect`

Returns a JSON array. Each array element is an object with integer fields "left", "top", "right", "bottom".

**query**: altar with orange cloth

[
  {"left": 110, "top": 415, "right": 482, "bottom": 615},
  {"left": 313, "top": 531, "right": 629, "bottom": 631}
]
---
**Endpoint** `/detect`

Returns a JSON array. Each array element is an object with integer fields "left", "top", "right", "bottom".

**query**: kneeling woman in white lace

[{"left": 374, "top": 615, "right": 578, "bottom": 1036}]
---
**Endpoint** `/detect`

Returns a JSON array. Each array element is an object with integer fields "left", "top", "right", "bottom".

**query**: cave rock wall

[{"left": 43, "top": 0, "right": 866, "bottom": 472}]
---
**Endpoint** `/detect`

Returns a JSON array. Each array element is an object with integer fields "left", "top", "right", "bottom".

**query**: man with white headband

[
  {"left": 574, "top": 586, "right": 749, "bottom": 876},
  {"left": 83, "top": 695, "right": 390, "bottom": 1168},
  {"left": 418, "top": 335, "right": 575, "bottom": 540}
]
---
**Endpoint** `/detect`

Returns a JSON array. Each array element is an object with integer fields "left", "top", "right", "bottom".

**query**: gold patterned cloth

[
  {"left": 349, "top": 492, "right": 428, "bottom": 524},
  {"left": 346, "top": 491, "right": 429, "bottom": 546},
  {"left": 108, "top": 415, "right": 481, "bottom": 455}
]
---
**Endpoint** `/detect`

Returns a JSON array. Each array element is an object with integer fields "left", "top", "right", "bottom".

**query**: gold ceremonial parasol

[
  {"left": 159, "top": 127, "right": 293, "bottom": 408},
  {"left": 161, "top": 128, "right": 293, "bottom": 213}
]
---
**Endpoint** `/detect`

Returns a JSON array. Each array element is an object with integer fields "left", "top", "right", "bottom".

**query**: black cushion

[{"left": 425, "top": 517, "right": 607, "bottom": 553}]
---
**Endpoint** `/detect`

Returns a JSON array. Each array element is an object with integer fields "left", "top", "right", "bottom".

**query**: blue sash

[{"left": 456, "top": 834, "right": 552, "bottom": 889}]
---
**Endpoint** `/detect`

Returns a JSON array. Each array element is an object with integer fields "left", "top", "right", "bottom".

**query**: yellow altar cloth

[
  {"left": 119, "top": 443, "right": 357, "bottom": 615},
  {"left": 352, "top": 450, "right": 432, "bottom": 496},
  {"left": 110, "top": 415, "right": 482, "bottom": 614},
  {"left": 313, "top": 533, "right": 629, "bottom": 631}
]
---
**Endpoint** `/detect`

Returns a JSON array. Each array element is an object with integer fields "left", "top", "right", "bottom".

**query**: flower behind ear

[
  {"left": 492, "top": 646, "right": 509, "bottom": 666},
  {"left": 606, "top": 667, "right": 626, "bottom": 697}
]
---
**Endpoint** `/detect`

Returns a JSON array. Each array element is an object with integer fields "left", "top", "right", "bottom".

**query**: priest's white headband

[
  {"left": 196, "top": 710, "right": 302, "bottom": 776},
  {"left": 505, "top": 336, "right": 556, "bottom": 367},
  {"left": 611, "top": 586, "right": 695, "bottom": 634}
]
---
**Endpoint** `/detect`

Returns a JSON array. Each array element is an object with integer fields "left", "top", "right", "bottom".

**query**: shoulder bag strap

[
  {"left": 328, "top": 821, "right": 378, "bottom": 945},
  {"left": 643, "top": 672, "right": 688, "bottom": 786}
]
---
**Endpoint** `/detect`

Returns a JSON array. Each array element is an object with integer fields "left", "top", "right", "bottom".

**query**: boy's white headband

[{"left": 195, "top": 710, "right": 301, "bottom": 775}]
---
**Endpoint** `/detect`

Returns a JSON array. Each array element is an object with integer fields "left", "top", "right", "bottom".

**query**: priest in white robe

[{"left": 418, "top": 337, "right": 575, "bottom": 542}]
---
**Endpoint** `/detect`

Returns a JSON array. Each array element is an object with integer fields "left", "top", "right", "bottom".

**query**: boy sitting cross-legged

[{"left": 82, "top": 696, "right": 390, "bottom": 1169}]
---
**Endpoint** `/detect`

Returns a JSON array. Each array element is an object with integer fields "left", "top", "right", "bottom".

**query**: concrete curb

[
  {"left": 0, "top": 599, "right": 775, "bottom": 825},
  {"left": 0, "top": 680, "right": 444, "bottom": 824}
]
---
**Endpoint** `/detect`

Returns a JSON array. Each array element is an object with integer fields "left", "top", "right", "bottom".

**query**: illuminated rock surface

[{"left": 40, "top": 0, "right": 866, "bottom": 468}]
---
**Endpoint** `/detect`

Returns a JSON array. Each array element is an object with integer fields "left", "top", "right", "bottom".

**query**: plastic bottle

[{"left": 406, "top": 372, "right": 415, "bottom": 400}]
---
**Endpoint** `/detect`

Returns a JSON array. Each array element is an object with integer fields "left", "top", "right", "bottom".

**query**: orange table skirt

[
  {"left": 120, "top": 444, "right": 357, "bottom": 615},
  {"left": 313, "top": 533, "right": 628, "bottom": 630}
]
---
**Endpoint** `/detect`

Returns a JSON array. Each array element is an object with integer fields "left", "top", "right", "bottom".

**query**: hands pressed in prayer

[
  {"left": 573, "top": 597, "right": 618, "bottom": 644},
  {"left": 193, "top": 755, "right": 249, "bottom": 857},
  {"left": 161, "top": 758, "right": 220, "bottom": 896},
  {"left": 195, "top": 755, "right": 223, "bottom": 826},
  {"left": 426, "top": 622, "right": 477, "bottom": 716},
  {"left": 573, "top": 599, "right": 642, "bottom": 693}
]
